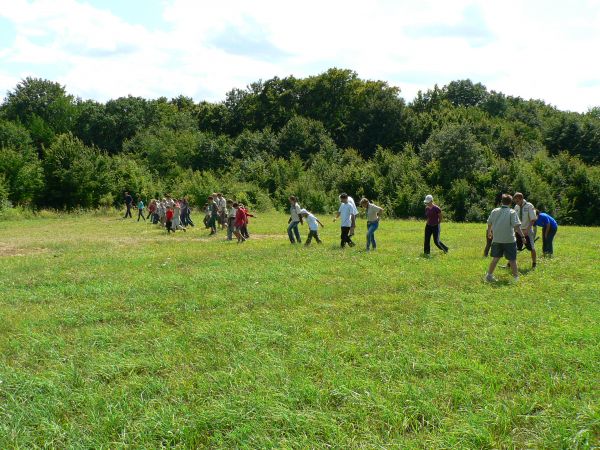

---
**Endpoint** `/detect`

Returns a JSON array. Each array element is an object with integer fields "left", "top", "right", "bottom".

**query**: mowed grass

[{"left": 0, "top": 212, "right": 598, "bottom": 449}]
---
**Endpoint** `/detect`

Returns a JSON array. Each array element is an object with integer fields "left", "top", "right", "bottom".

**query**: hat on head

[
  {"left": 424, "top": 194, "right": 434, "bottom": 204},
  {"left": 300, "top": 209, "right": 309, "bottom": 215}
]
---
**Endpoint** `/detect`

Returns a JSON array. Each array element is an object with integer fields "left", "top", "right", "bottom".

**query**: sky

[{"left": 1, "top": 0, "right": 599, "bottom": 112}]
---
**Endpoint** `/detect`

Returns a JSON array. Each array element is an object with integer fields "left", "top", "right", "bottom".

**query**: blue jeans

[
  {"left": 366, "top": 221, "right": 379, "bottom": 250},
  {"left": 543, "top": 227, "right": 557, "bottom": 255},
  {"left": 288, "top": 221, "right": 301, "bottom": 243}
]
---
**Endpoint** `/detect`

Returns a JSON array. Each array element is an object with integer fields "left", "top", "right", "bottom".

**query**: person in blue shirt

[{"left": 535, "top": 210, "right": 558, "bottom": 256}]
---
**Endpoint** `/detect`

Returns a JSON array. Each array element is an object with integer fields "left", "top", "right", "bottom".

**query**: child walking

[
  {"left": 233, "top": 203, "right": 246, "bottom": 243},
  {"left": 239, "top": 203, "right": 255, "bottom": 239},
  {"left": 300, "top": 209, "right": 323, "bottom": 245},
  {"left": 165, "top": 206, "right": 174, "bottom": 233},
  {"left": 137, "top": 198, "right": 146, "bottom": 221}
]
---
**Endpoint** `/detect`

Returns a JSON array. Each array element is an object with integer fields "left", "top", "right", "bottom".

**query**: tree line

[{"left": 1, "top": 68, "right": 599, "bottom": 224}]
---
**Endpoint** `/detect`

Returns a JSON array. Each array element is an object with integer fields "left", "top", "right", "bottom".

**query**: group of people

[
  {"left": 287, "top": 194, "right": 383, "bottom": 250},
  {"left": 485, "top": 192, "right": 558, "bottom": 283},
  {"left": 125, "top": 193, "right": 194, "bottom": 233},
  {"left": 123, "top": 189, "right": 559, "bottom": 282},
  {"left": 202, "top": 193, "right": 256, "bottom": 243}
]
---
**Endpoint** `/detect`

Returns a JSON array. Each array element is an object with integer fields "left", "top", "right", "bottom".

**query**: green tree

[
  {"left": 277, "top": 116, "right": 338, "bottom": 160},
  {"left": 443, "top": 79, "right": 489, "bottom": 107},
  {"left": 42, "top": 134, "right": 112, "bottom": 208},
  {"left": 419, "top": 123, "right": 490, "bottom": 189},
  {"left": 2, "top": 77, "right": 78, "bottom": 148}
]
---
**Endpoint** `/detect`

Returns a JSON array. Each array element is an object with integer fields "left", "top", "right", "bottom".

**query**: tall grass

[{"left": 0, "top": 212, "right": 598, "bottom": 448}]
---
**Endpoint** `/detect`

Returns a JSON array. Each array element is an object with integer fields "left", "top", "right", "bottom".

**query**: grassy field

[{"left": 0, "top": 211, "right": 599, "bottom": 448}]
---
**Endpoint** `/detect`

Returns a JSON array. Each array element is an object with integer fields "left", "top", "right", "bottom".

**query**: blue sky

[{"left": 1, "top": 0, "right": 599, "bottom": 112}]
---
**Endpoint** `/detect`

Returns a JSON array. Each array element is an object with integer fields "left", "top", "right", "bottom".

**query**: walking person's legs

[
  {"left": 487, "top": 257, "right": 501, "bottom": 278},
  {"left": 433, "top": 224, "right": 448, "bottom": 253},
  {"left": 305, "top": 230, "right": 314, "bottom": 246},
  {"left": 366, "top": 221, "right": 379, "bottom": 250},
  {"left": 340, "top": 227, "right": 347, "bottom": 247},
  {"left": 424, "top": 225, "right": 433, "bottom": 254},
  {"left": 287, "top": 221, "right": 298, "bottom": 243},
  {"left": 227, "top": 218, "right": 234, "bottom": 240},
  {"left": 341, "top": 227, "right": 351, "bottom": 247},
  {"left": 293, "top": 222, "right": 301, "bottom": 243}
]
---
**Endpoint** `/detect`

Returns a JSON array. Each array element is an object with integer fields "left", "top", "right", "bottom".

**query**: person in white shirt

[
  {"left": 360, "top": 198, "right": 383, "bottom": 251},
  {"left": 334, "top": 193, "right": 356, "bottom": 248},
  {"left": 300, "top": 209, "right": 324, "bottom": 245},
  {"left": 216, "top": 193, "right": 227, "bottom": 229},
  {"left": 287, "top": 196, "right": 303, "bottom": 244},
  {"left": 226, "top": 199, "right": 236, "bottom": 240},
  {"left": 340, "top": 194, "right": 359, "bottom": 237},
  {"left": 513, "top": 192, "right": 538, "bottom": 269},
  {"left": 164, "top": 195, "right": 175, "bottom": 209}
]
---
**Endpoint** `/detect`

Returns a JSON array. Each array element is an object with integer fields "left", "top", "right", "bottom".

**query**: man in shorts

[{"left": 485, "top": 194, "right": 527, "bottom": 283}]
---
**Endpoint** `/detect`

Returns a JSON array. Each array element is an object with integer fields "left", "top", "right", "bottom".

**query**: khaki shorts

[{"left": 525, "top": 228, "right": 536, "bottom": 250}]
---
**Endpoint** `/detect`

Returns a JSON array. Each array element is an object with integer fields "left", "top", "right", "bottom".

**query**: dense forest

[{"left": 1, "top": 68, "right": 599, "bottom": 224}]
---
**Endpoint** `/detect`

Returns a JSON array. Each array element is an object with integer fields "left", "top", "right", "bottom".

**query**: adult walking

[
  {"left": 485, "top": 194, "right": 526, "bottom": 282},
  {"left": 360, "top": 198, "right": 383, "bottom": 251},
  {"left": 513, "top": 192, "right": 537, "bottom": 268},
  {"left": 346, "top": 194, "right": 358, "bottom": 237},
  {"left": 334, "top": 193, "right": 356, "bottom": 248},
  {"left": 423, "top": 194, "right": 448, "bottom": 256},
  {"left": 535, "top": 210, "right": 558, "bottom": 256},
  {"left": 123, "top": 191, "right": 133, "bottom": 219},
  {"left": 287, "top": 196, "right": 303, "bottom": 244},
  {"left": 207, "top": 196, "right": 219, "bottom": 235},
  {"left": 216, "top": 193, "right": 227, "bottom": 229}
]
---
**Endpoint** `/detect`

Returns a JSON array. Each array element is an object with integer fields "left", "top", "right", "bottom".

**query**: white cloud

[{"left": 0, "top": 0, "right": 599, "bottom": 111}]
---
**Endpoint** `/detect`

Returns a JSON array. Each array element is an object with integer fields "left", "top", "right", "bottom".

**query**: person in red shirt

[
  {"left": 423, "top": 194, "right": 449, "bottom": 255},
  {"left": 239, "top": 203, "right": 255, "bottom": 239},
  {"left": 233, "top": 203, "right": 246, "bottom": 243},
  {"left": 165, "top": 207, "right": 175, "bottom": 233}
]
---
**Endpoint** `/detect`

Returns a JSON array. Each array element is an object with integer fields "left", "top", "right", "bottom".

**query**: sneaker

[
  {"left": 511, "top": 276, "right": 520, "bottom": 283},
  {"left": 484, "top": 274, "right": 497, "bottom": 282}
]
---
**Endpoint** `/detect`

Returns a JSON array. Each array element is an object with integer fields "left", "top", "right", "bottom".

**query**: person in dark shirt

[
  {"left": 124, "top": 192, "right": 133, "bottom": 218},
  {"left": 423, "top": 194, "right": 449, "bottom": 256}
]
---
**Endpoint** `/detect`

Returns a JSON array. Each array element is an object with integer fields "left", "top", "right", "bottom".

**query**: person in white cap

[
  {"left": 300, "top": 209, "right": 324, "bottom": 245},
  {"left": 423, "top": 194, "right": 448, "bottom": 255}
]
